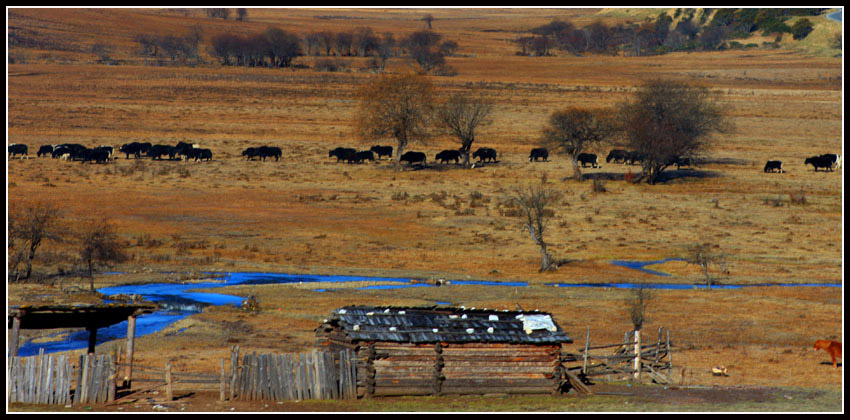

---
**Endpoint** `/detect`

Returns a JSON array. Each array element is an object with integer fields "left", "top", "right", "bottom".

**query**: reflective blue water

[
  {"left": 610, "top": 258, "right": 686, "bottom": 277},
  {"left": 827, "top": 10, "right": 841, "bottom": 22},
  {"left": 548, "top": 282, "right": 843, "bottom": 290},
  {"left": 16, "top": 269, "right": 841, "bottom": 357}
]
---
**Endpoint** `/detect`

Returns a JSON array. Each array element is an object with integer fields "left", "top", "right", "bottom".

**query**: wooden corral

[{"left": 315, "top": 306, "right": 574, "bottom": 397}]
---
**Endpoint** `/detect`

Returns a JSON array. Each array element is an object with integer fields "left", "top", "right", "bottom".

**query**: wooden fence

[
  {"left": 8, "top": 350, "right": 115, "bottom": 405},
  {"left": 230, "top": 347, "right": 357, "bottom": 401},
  {"left": 8, "top": 347, "right": 356, "bottom": 406},
  {"left": 562, "top": 326, "right": 674, "bottom": 384}
]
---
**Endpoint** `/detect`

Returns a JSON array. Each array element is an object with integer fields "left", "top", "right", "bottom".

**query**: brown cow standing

[{"left": 813, "top": 340, "right": 842, "bottom": 368}]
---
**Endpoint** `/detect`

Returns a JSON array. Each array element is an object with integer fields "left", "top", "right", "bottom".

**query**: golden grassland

[{"left": 6, "top": 8, "right": 844, "bottom": 411}]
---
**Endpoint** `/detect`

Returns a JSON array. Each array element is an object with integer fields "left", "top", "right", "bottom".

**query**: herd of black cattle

[{"left": 7, "top": 141, "right": 843, "bottom": 174}]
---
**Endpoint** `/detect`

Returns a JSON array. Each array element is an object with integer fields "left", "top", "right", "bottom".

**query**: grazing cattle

[
  {"left": 435, "top": 149, "right": 461, "bottom": 164},
  {"left": 355, "top": 150, "right": 375, "bottom": 163},
  {"left": 370, "top": 145, "right": 393, "bottom": 160},
  {"left": 626, "top": 151, "right": 644, "bottom": 165},
  {"left": 96, "top": 146, "right": 114, "bottom": 160},
  {"left": 9, "top": 143, "right": 28, "bottom": 158},
  {"left": 193, "top": 148, "right": 213, "bottom": 161},
  {"left": 37, "top": 145, "right": 55, "bottom": 157},
  {"left": 606, "top": 149, "right": 629, "bottom": 164},
  {"left": 400, "top": 151, "right": 426, "bottom": 165},
  {"left": 472, "top": 147, "right": 498, "bottom": 163},
  {"left": 243, "top": 147, "right": 259, "bottom": 160},
  {"left": 813, "top": 340, "right": 842, "bottom": 368},
  {"left": 183, "top": 148, "right": 211, "bottom": 161},
  {"left": 80, "top": 148, "right": 111, "bottom": 164},
  {"left": 804, "top": 155, "right": 836, "bottom": 172},
  {"left": 763, "top": 160, "right": 784, "bottom": 173},
  {"left": 329, "top": 147, "right": 357, "bottom": 162},
  {"left": 148, "top": 144, "right": 175, "bottom": 160},
  {"left": 529, "top": 148, "right": 548, "bottom": 162},
  {"left": 119, "top": 142, "right": 150, "bottom": 159},
  {"left": 174, "top": 142, "right": 198, "bottom": 160},
  {"left": 577, "top": 153, "right": 599, "bottom": 168},
  {"left": 667, "top": 156, "right": 693, "bottom": 170},
  {"left": 257, "top": 146, "right": 282, "bottom": 161},
  {"left": 818, "top": 153, "right": 841, "bottom": 169},
  {"left": 51, "top": 146, "right": 72, "bottom": 160}
]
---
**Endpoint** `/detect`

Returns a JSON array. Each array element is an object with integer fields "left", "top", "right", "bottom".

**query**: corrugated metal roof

[{"left": 318, "top": 306, "right": 572, "bottom": 344}]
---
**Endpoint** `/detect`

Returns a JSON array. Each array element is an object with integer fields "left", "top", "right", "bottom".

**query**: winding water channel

[{"left": 15, "top": 266, "right": 842, "bottom": 357}]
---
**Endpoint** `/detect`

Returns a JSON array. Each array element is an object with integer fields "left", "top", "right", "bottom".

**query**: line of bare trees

[{"left": 209, "top": 28, "right": 303, "bottom": 68}]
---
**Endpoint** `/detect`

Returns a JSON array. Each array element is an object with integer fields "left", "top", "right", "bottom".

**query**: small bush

[{"left": 789, "top": 187, "right": 807, "bottom": 205}]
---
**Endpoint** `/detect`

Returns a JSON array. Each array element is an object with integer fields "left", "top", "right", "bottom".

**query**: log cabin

[{"left": 315, "top": 305, "right": 573, "bottom": 397}]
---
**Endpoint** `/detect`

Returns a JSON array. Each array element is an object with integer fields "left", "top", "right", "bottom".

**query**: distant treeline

[
  {"left": 134, "top": 24, "right": 459, "bottom": 74},
  {"left": 516, "top": 8, "right": 828, "bottom": 57}
]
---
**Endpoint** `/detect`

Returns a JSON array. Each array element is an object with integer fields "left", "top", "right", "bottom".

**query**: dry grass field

[{"left": 6, "top": 8, "right": 844, "bottom": 412}]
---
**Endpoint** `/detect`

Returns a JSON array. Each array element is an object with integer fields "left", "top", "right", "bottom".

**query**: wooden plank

[
  {"left": 165, "top": 361, "right": 173, "bottom": 402},
  {"left": 9, "top": 357, "right": 19, "bottom": 403},
  {"left": 73, "top": 355, "right": 83, "bottom": 405}
]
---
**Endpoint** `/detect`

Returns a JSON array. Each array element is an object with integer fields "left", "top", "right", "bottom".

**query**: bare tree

[
  {"left": 423, "top": 14, "right": 434, "bottom": 29},
  {"left": 509, "top": 178, "right": 562, "bottom": 272},
  {"left": 617, "top": 79, "right": 729, "bottom": 184},
  {"left": 542, "top": 107, "right": 617, "bottom": 180},
  {"left": 8, "top": 202, "right": 63, "bottom": 281},
  {"left": 687, "top": 242, "right": 728, "bottom": 290},
  {"left": 77, "top": 218, "right": 127, "bottom": 291},
  {"left": 355, "top": 73, "right": 436, "bottom": 170},
  {"left": 436, "top": 92, "right": 493, "bottom": 167}
]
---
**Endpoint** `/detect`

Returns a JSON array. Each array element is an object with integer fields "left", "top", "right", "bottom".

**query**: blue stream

[{"left": 14, "top": 266, "right": 842, "bottom": 357}]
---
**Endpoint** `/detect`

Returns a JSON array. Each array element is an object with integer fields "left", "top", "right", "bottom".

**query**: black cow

[
  {"left": 186, "top": 148, "right": 213, "bottom": 161},
  {"left": 9, "top": 143, "right": 28, "bottom": 158},
  {"left": 626, "top": 151, "right": 644, "bottom": 165},
  {"left": 243, "top": 147, "right": 259, "bottom": 160},
  {"left": 606, "top": 149, "right": 629, "bottom": 164},
  {"left": 329, "top": 147, "right": 357, "bottom": 162},
  {"left": 174, "top": 142, "right": 197, "bottom": 160},
  {"left": 764, "top": 160, "right": 783, "bottom": 173},
  {"left": 355, "top": 150, "right": 375, "bottom": 163},
  {"left": 577, "top": 153, "right": 599, "bottom": 168},
  {"left": 529, "top": 148, "right": 548, "bottom": 162},
  {"left": 257, "top": 146, "right": 282, "bottom": 161},
  {"left": 805, "top": 155, "right": 836, "bottom": 172},
  {"left": 435, "top": 149, "right": 461, "bottom": 164},
  {"left": 819, "top": 153, "right": 841, "bottom": 169},
  {"left": 472, "top": 147, "right": 497, "bottom": 163},
  {"left": 370, "top": 145, "right": 393, "bottom": 160},
  {"left": 80, "top": 148, "right": 110, "bottom": 164},
  {"left": 148, "top": 144, "right": 175, "bottom": 160},
  {"left": 37, "top": 145, "right": 55, "bottom": 157},
  {"left": 120, "top": 142, "right": 145, "bottom": 159},
  {"left": 667, "top": 156, "right": 693, "bottom": 170},
  {"left": 400, "top": 151, "right": 426, "bottom": 165},
  {"left": 51, "top": 146, "right": 72, "bottom": 160}
]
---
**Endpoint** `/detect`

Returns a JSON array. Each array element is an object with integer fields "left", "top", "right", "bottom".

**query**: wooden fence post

[
  {"left": 633, "top": 329, "right": 641, "bottom": 381},
  {"left": 582, "top": 326, "right": 590, "bottom": 375},
  {"left": 220, "top": 358, "right": 227, "bottom": 401},
  {"left": 9, "top": 316, "right": 21, "bottom": 357},
  {"left": 124, "top": 314, "right": 137, "bottom": 388},
  {"left": 165, "top": 361, "right": 173, "bottom": 401}
]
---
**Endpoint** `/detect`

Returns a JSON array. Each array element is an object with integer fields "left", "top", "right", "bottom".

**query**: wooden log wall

[
  {"left": 7, "top": 351, "right": 114, "bottom": 405},
  {"left": 439, "top": 343, "right": 562, "bottom": 395},
  {"left": 321, "top": 341, "right": 565, "bottom": 397}
]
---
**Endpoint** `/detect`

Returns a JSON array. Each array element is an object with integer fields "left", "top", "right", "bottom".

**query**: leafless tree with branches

[
  {"left": 437, "top": 92, "right": 493, "bottom": 167},
  {"left": 509, "top": 178, "right": 562, "bottom": 272}
]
